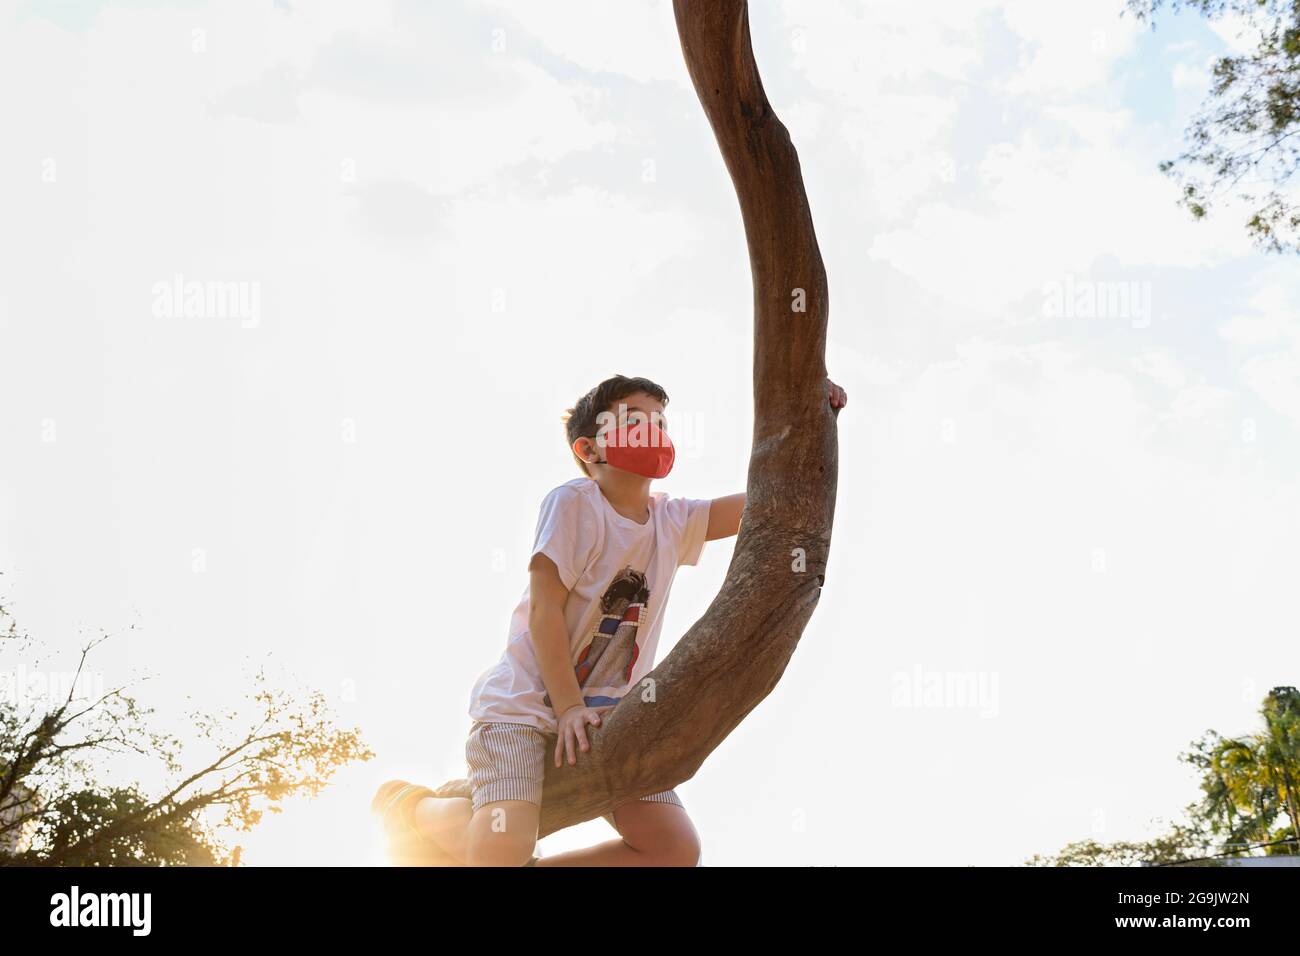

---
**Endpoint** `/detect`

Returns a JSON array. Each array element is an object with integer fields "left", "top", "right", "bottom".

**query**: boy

[{"left": 374, "top": 374, "right": 847, "bottom": 866}]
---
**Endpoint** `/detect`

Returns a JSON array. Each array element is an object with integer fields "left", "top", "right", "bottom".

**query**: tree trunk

[{"left": 405, "top": 0, "right": 837, "bottom": 857}]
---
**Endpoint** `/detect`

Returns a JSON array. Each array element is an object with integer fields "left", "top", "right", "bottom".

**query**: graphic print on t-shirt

[{"left": 543, "top": 566, "right": 649, "bottom": 711}]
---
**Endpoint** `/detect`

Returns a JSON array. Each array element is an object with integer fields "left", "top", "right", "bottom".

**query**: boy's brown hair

[{"left": 562, "top": 375, "right": 670, "bottom": 476}]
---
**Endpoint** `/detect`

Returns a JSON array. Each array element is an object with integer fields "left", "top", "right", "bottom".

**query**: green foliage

[
  {"left": 1129, "top": 0, "right": 1300, "bottom": 252},
  {"left": 1182, "top": 686, "right": 1300, "bottom": 853},
  {"left": 0, "top": 601, "right": 373, "bottom": 866},
  {"left": 1025, "top": 820, "right": 1220, "bottom": 867},
  {"left": 32, "top": 787, "right": 225, "bottom": 866},
  {"left": 1027, "top": 686, "right": 1300, "bottom": 866}
]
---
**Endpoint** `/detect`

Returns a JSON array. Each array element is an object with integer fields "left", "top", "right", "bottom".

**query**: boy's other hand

[
  {"left": 555, "top": 704, "right": 605, "bottom": 768},
  {"left": 828, "top": 378, "right": 847, "bottom": 410}
]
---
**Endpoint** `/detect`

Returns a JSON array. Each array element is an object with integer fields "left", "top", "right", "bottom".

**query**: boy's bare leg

[
  {"left": 412, "top": 795, "right": 473, "bottom": 864},
  {"left": 535, "top": 801, "right": 701, "bottom": 867},
  {"left": 463, "top": 799, "right": 539, "bottom": 867},
  {"left": 413, "top": 796, "right": 700, "bottom": 867}
]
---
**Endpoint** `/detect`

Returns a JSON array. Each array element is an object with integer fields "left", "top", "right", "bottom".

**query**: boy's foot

[
  {"left": 372, "top": 779, "right": 479, "bottom": 866},
  {"left": 373, "top": 778, "right": 536, "bottom": 866},
  {"left": 371, "top": 779, "right": 436, "bottom": 843}
]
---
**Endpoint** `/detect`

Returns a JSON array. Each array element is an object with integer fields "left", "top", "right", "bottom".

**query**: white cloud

[
  {"left": 1221, "top": 278, "right": 1300, "bottom": 424},
  {"left": 1169, "top": 382, "right": 1235, "bottom": 422},
  {"left": 1221, "top": 283, "right": 1300, "bottom": 348},
  {"left": 473, "top": 0, "right": 687, "bottom": 86},
  {"left": 1242, "top": 352, "right": 1300, "bottom": 424},
  {"left": 780, "top": 0, "right": 994, "bottom": 90},
  {"left": 999, "top": 0, "right": 1140, "bottom": 95},
  {"left": 1207, "top": 11, "right": 1266, "bottom": 56},
  {"left": 1132, "top": 349, "right": 1188, "bottom": 391},
  {"left": 870, "top": 123, "right": 1252, "bottom": 315},
  {"left": 1171, "top": 58, "right": 1210, "bottom": 95}
]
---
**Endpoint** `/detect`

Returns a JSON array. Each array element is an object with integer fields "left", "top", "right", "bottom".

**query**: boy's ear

[{"left": 572, "top": 436, "right": 595, "bottom": 465}]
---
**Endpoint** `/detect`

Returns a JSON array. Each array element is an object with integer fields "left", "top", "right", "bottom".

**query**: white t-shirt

[{"left": 468, "top": 477, "right": 712, "bottom": 734}]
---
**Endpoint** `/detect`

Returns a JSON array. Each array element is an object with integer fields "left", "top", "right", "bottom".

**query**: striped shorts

[{"left": 465, "top": 720, "right": 683, "bottom": 823}]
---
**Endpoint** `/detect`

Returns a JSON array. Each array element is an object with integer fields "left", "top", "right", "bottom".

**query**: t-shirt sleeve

[
  {"left": 530, "top": 485, "right": 599, "bottom": 590},
  {"left": 662, "top": 496, "right": 712, "bottom": 567}
]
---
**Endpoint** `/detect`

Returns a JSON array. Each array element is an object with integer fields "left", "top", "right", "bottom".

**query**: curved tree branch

[{"left": 407, "top": 0, "right": 837, "bottom": 856}]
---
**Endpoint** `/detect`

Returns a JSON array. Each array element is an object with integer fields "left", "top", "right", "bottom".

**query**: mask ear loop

[{"left": 584, "top": 436, "right": 608, "bottom": 467}]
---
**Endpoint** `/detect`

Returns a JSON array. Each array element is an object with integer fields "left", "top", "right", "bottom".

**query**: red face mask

[{"left": 594, "top": 420, "right": 675, "bottom": 479}]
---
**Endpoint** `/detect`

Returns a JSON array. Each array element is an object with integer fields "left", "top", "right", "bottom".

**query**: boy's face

[{"left": 576, "top": 390, "right": 669, "bottom": 470}]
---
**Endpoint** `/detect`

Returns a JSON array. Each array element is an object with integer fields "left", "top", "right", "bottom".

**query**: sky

[{"left": 1, "top": 0, "right": 1298, "bottom": 866}]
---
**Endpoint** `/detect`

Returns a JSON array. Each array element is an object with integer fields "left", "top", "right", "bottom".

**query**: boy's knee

[
  {"left": 466, "top": 800, "right": 539, "bottom": 867},
  {"left": 670, "top": 832, "right": 702, "bottom": 867},
  {"left": 465, "top": 824, "right": 536, "bottom": 866},
  {"left": 646, "top": 830, "right": 701, "bottom": 867}
]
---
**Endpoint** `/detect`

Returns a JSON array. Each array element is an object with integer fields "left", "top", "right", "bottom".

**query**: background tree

[
  {"left": 1129, "top": 0, "right": 1300, "bottom": 252},
  {"left": 1025, "top": 818, "right": 1219, "bottom": 866},
  {"left": 0, "top": 599, "right": 373, "bottom": 866},
  {"left": 1182, "top": 685, "right": 1300, "bottom": 855},
  {"left": 1027, "top": 685, "right": 1300, "bottom": 865}
]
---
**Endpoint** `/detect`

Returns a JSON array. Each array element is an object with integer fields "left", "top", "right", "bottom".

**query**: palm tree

[
  {"left": 1259, "top": 687, "right": 1300, "bottom": 851},
  {"left": 1185, "top": 687, "right": 1300, "bottom": 856}
]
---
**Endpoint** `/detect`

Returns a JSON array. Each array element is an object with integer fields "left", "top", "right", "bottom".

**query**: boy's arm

[
  {"left": 706, "top": 492, "right": 745, "bottom": 540},
  {"left": 705, "top": 379, "right": 846, "bottom": 542},
  {"left": 527, "top": 553, "right": 600, "bottom": 767}
]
